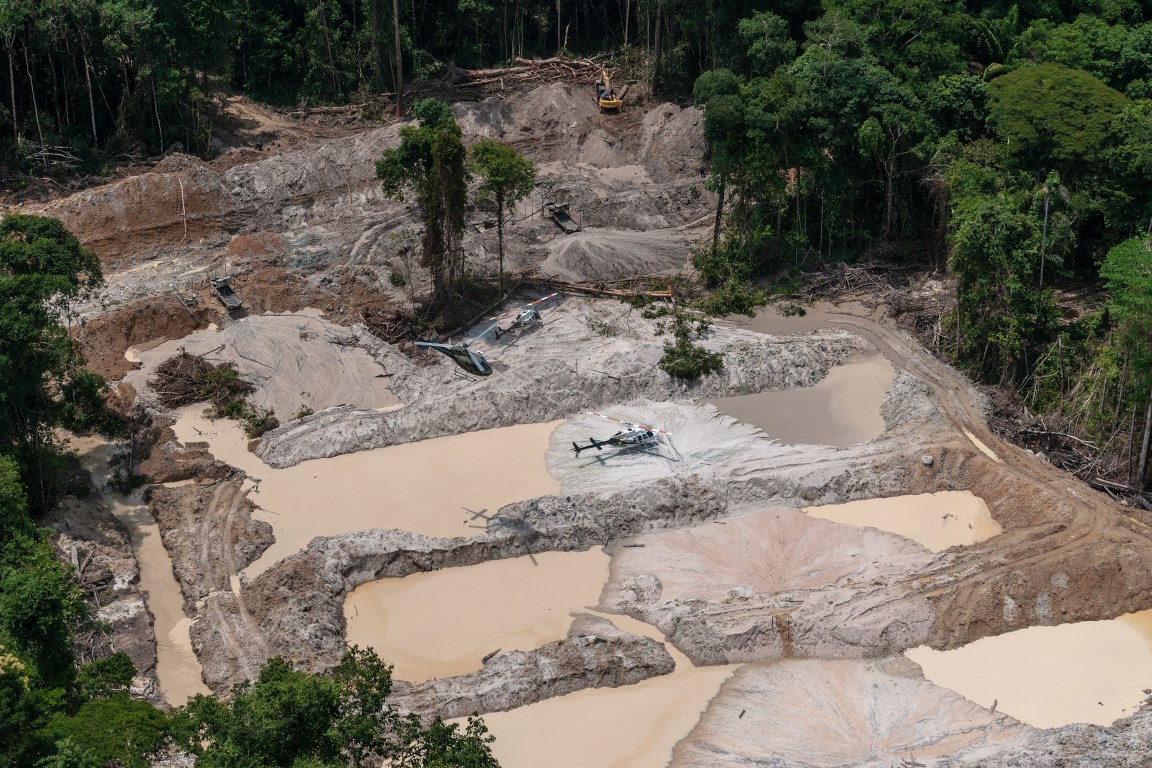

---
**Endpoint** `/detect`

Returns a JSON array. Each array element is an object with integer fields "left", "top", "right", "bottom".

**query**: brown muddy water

[
  {"left": 708, "top": 354, "right": 895, "bottom": 447},
  {"left": 476, "top": 610, "right": 738, "bottom": 768},
  {"left": 729, "top": 301, "right": 873, "bottom": 336},
  {"left": 906, "top": 609, "right": 1152, "bottom": 727},
  {"left": 805, "top": 491, "right": 1002, "bottom": 552},
  {"left": 69, "top": 436, "right": 209, "bottom": 706},
  {"left": 344, "top": 549, "right": 612, "bottom": 682},
  {"left": 171, "top": 408, "right": 562, "bottom": 577}
]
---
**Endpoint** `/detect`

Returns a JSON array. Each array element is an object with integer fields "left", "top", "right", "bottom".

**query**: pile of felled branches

[
  {"left": 404, "top": 56, "right": 615, "bottom": 102},
  {"left": 150, "top": 349, "right": 254, "bottom": 409}
]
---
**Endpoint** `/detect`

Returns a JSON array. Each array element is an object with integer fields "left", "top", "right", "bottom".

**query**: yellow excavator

[{"left": 596, "top": 67, "right": 622, "bottom": 113}]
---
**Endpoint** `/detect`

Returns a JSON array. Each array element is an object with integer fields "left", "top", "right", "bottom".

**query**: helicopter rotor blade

[
  {"left": 472, "top": 320, "right": 502, "bottom": 340},
  {"left": 525, "top": 292, "right": 559, "bottom": 308},
  {"left": 587, "top": 411, "right": 671, "bottom": 436}
]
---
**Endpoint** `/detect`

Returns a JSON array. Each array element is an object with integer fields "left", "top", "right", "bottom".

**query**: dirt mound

[
  {"left": 509, "top": 81, "right": 602, "bottom": 137},
  {"left": 77, "top": 294, "right": 213, "bottom": 381},
  {"left": 126, "top": 312, "right": 398, "bottom": 420},
  {"left": 604, "top": 505, "right": 941, "bottom": 665},
  {"left": 636, "top": 104, "right": 708, "bottom": 183},
  {"left": 389, "top": 615, "right": 674, "bottom": 720},
  {"left": 540, "top": 228, "right": 689, "bottom": 281}
]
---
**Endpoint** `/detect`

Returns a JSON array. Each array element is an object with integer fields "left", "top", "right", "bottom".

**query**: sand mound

[
  {"left": 540, "top": 228, "right": 689, "bottom": 281},
  {"left": 127, "top": 311, "right": 397, "bottom": 418},
  {"left": 511, "top": 81, "right": 602, "bottom": 134}
]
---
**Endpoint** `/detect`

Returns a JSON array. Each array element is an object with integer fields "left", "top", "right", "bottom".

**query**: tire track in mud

[{"left": 189, "top": 476, "right": 270, "bottom": 687}]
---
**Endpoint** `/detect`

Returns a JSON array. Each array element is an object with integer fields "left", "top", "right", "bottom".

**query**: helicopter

[
  {"left": 571, "top": 412, "right": 673, "bottom": 455},
  {"left": 413, "top": 340, "right": 492, "bottom": 376},
  {"left": 478, "top": 293, "right": 560, "bottom": 340}
]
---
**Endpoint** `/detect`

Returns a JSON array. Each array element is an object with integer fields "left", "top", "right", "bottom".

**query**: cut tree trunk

[
  {"left": 1139, "top": 385, "right": 1152, "bottom": 491},
  {"left": 393, "top": 0, "right": 403, "bottom": 117},
  {"left": 712, "top": 178, "right": 725, "bottom": 258},
  {"left": 6, "top": 40, "right": 17, "bottom": 145}
]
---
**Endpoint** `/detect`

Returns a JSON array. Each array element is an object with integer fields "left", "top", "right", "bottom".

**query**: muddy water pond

[
  {"left": 171, "top": 408, "right": 562, "bottom": 578},
  {"left": 344, "top": 549, "right": 611, "bottom": 682},
  {"left": 708, "top": 354, "right": 895, "bottom": 447},
  {"left": 478, "top": 611, "right": 738, "bottom": 768},
  {"left": 805, "top": 491, "right": 1002, "bottom": 552},
  {"left": 906, "top": 609, "right": 1152, "bottom": 727},
  {"left": 70, "top": 436, "right": 209, "bottom": 706},
  {"left": 729, "top": 301, "right": 873, "bottom": 336}
]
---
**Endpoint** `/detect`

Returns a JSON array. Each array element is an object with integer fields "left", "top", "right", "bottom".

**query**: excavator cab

[{"left": 596, "top": 67, "right": 622, "bottom": 113}]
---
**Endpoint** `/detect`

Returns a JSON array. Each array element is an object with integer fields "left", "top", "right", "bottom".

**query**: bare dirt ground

[{"left": 28, "top": 81, "right": 1152, "bottom": 766}]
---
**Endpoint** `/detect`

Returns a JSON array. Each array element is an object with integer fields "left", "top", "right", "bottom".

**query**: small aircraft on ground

[
  {"left": 478, "top": 293, "right": 560, "bottom": 340},
  {"left": 413, "top": 340, "right": 492, "bottom": 376},
  {"left": 571, "top": 412, "right": 673, "bottom": 455}
]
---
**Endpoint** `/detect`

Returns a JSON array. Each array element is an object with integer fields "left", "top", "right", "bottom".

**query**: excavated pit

[
  {"left": 344, "top": 549, "right": 611, "bottom": 682},
  {"left": 32, "top": 81, "right": 1152, "bottom": 766}
]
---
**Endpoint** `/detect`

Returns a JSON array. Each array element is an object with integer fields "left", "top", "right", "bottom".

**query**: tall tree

[
  {"left": 1101, "top": 237, "right": 1152, "bottom": 488},
  {"left": 376, "top": 99, "right": 468, "bottom": 302},
  {"left": 0, "top": 214, "right": 102, "bottom": 509},
  {"left": 469, "top": 139, "right": 535, "bottom": 293},
  {"left": 393, "top": 0, "right": 402, "bottom": 116}
]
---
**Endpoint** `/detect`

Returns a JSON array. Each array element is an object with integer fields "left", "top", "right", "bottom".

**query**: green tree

[
  {"left": 946, "top": 159, "right": 1058, "bottom": 383},
  {"left": 469, "top": 139, "right": 536, "bottom": 294},
  {"left": 0, "top": 214, "right": 102, "bottom": 510},
  {"left": 36, "top": 696, "right": 168, "bottom": 768},
  {"left": 393, "top": 716, "right": 500, "bottom": 768},
  {"left": 0, "top": 536, "right": 89, "bottom": 688},
  {"left": 172, "top": 648, "right": 493, "bottom": 768},
  {"left": 1101, "top": 237, "right": 1152, "bottom": 488},
  {"left": 0, "top": 646, "right": 32, "bottom": 760},
  {"left": 75, "top": 653, "right": 135, "bottom": 702},
  {"left": 736, "top": 11, "right": 795, "bottom": 75},
  {"left": 987, "top": 62, "right": 1129, "bottom": 181},
  {"left": 377, "top": 100, "right": 468, "bottom": 302},
  {"left": 34, "top": 737, "right": 99, "bottom": 768}
]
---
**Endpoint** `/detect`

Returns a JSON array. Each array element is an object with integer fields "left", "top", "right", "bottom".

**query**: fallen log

[{"left": 525, "top": 278, "right": 672, "bottom": 299}]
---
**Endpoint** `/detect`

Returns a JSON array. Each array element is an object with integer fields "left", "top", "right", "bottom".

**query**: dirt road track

[
  {"left": 151, "top": 475, "right": 274, "bottom": 688},
  {"left": 823, "top": 304, "right": 1152, "bottom": 647}
]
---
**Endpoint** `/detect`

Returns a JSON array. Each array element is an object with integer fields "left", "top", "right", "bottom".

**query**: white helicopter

[
  {"left": 571, "top": 412, "right": 674, "bottom": 456},
  {"left": 478, "top": 293, "right": 560, "bottom": 340}
]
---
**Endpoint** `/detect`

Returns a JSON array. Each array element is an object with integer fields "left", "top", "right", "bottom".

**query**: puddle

[
  {"left": 708, "top": 354, "right": 895, "bottom": 447},
  {"left": 344, "top": 549, "right": 611, "bottom": 682},
  {"left": 805, "top": 491, "right": 1002, "bottom": 552},
  {"left": 476, "top": 611, "right": 738, "bottom": 768},
  {"left": 728, "top": 302, "right": 869, "bottom": 336},
  {"left": 171, "top": 408, "right": 562, "bottom": 577},
  {"left": 69, "top": 436, "right": 209, "bottom": 706},
  {"left": 906, "top": 608, "right": 1152, "bottom": 727}
]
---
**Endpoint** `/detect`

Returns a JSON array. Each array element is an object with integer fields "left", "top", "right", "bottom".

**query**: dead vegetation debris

[{"left": 150, "top": 350, "right": 254, "bottom": 411}]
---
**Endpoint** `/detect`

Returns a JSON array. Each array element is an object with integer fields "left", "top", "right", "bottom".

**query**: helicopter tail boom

[{"left": 572, "top": 439, "right": 606, "bottom": 455}]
